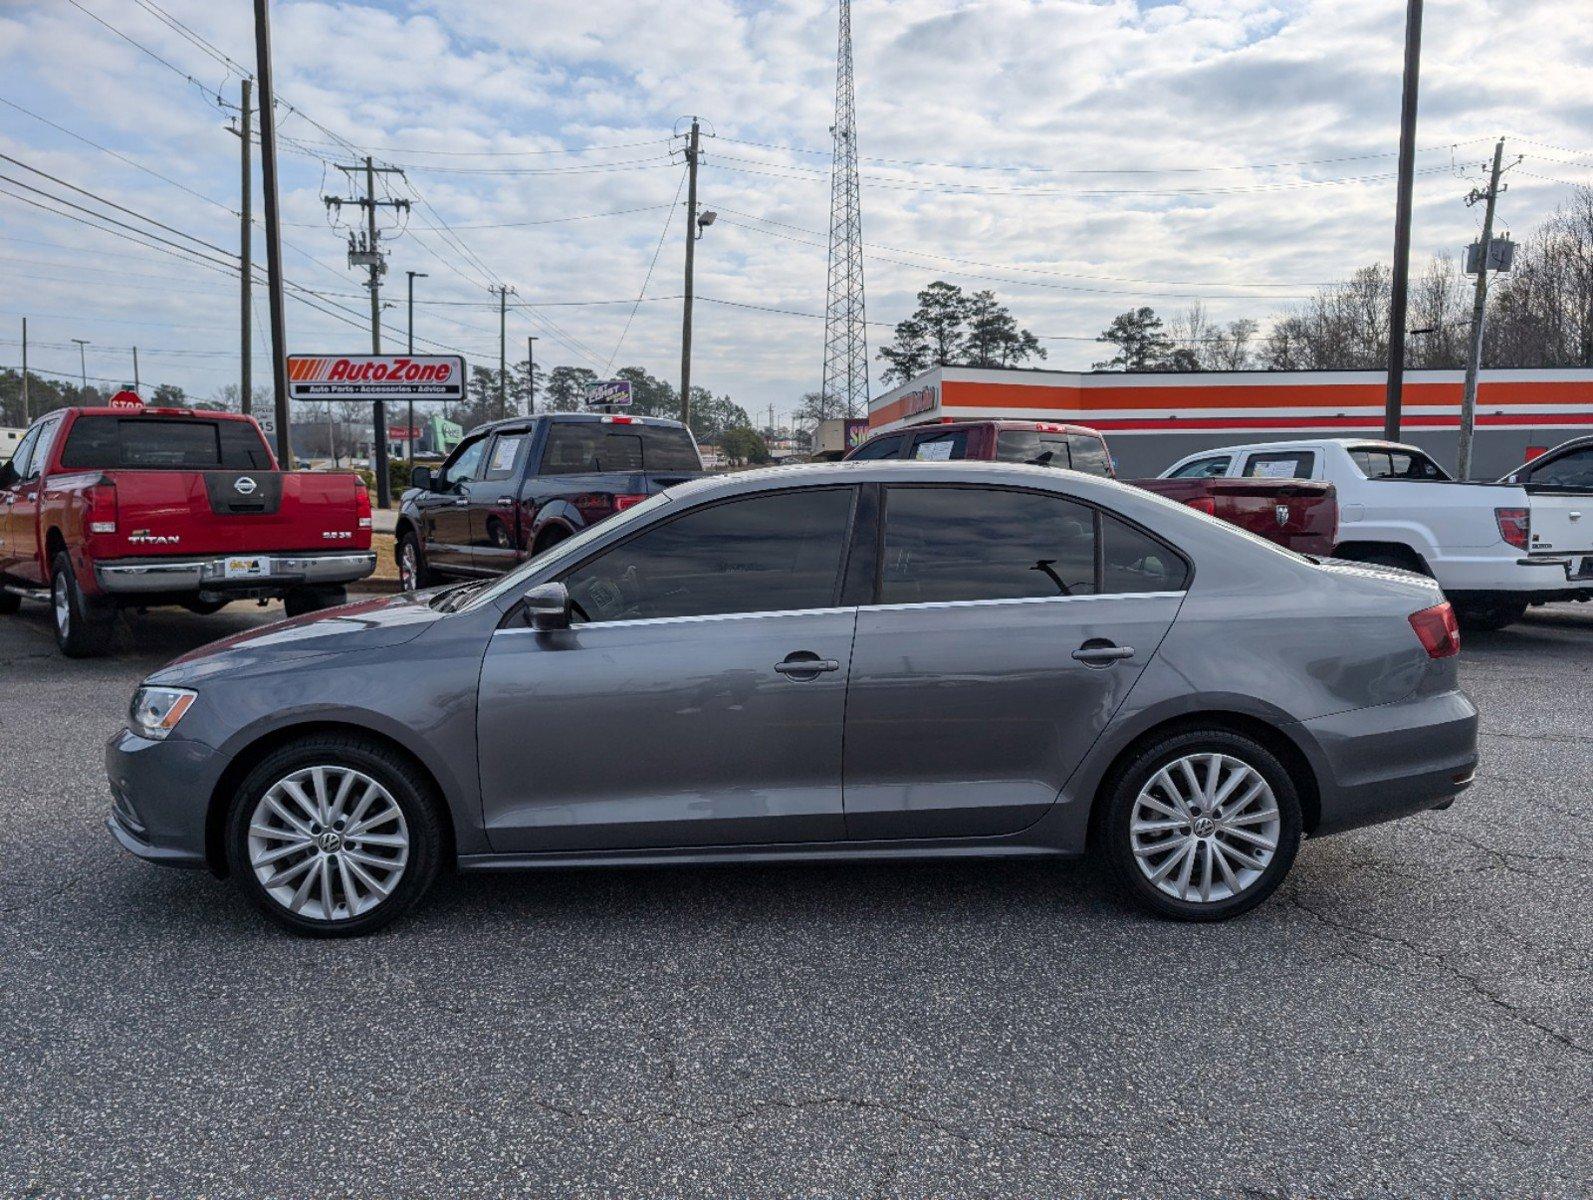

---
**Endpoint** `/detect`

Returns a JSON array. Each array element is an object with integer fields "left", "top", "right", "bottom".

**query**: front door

[
  {"left": 842, "top": 484, "right": 1187, "bottom": 841},
  {"left": 2, "top": 416, "right": 60, "bottom": 585},
  {"left": 477, "top": 486, "right": 861, "bottom": 852},
  {"left": 420, "top": 434, "right": 489, "bottom": 573},
  {"left": 468, "top": 428, "right": 533, "bottom": 574}
]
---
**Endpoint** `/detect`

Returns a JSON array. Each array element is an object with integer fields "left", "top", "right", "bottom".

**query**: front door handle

[
  {"left": 774, "top": 652, "right": 841, "bottom": 679},
  {"left": 453, "top": 496, "right": 469, "bottom": 506},
  {"left": 1072, "top": 640, "right": 1135, "bottom": 666},
  {"left": 496, "top": 496, "right": 514, "bottom": 508}
]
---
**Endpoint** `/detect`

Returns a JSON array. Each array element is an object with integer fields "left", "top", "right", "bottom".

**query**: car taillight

[
  {"left": 613, "top": 493, "right": 648, "bottom": 512},
  {"left": 1495, "top": 506, "right": 1529, "bottom": 550},
  {"left": 86, "top": 479, "right": 117, "bottom": 536},
  {"left": 1409, "top": 602, "right": 1460, "bottom": 659},
  {"left": 355, "top": 480, "right": 372, "bottom": 529},
  {"left": 1184, "top": 495, "right": 1217, "bottom": 516}
]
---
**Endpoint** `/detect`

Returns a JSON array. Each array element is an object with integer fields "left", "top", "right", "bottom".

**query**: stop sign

[{"left": 108, "top": 390, "right": 143, "bottom": 409}]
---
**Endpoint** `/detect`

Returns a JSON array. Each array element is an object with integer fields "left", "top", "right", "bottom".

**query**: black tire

[
  {"left": 395, "top": 529, "right": 437, "bottom": 591},
  {"left": 224, "top": 733, "right": 442, "bottom": 937},
  {"left": 50, "top": 551, "right": 113, "bottom": 657},
  {"left": 1339, "top": 546, "right": 1429, "bottom": 575},
  {"left": 532, "top": 526, "right": 570, "bottom": 557},
  {"left": 181, "top": 598, "right": 230, "bottom": 616},
  {"left": 1453, "top": 598, "right": 1527, "bottom": 632},
  {"left": 0, "top": 590, "right": 19, "bottom": 615},
  {"left": 1102, "top": 728, "right": 1303, "bottom": 922},
  {"left": 283, "top": 585, "right": 346, "bottom": 618}
]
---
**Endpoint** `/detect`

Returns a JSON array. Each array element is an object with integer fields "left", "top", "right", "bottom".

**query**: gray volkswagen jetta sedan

[{"left": 107, "top": 462, "right": 1478, "bottom": 935}]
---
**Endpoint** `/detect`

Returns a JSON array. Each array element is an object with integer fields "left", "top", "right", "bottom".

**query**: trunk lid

[{"left": 1525, "top": 490, "right": 1593, "bottom": 557}]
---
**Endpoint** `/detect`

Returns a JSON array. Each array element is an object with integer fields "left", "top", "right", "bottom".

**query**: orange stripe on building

[{"left": 943, "top": 379, "right": 1591, "bottom": 413}]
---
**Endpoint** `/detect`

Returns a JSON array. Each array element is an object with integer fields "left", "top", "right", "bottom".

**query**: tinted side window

[
  {"left": 911, "top": 430, "right": 968, "bottom": 461},
  {"left": 1532, "top": 448, "right": 1593, "bottom": 488},
  {"left": 880, "top": 486, "right": 1096, "bottom": 604},
  {"left": 541, "top": 423, "right": 700, "bottom": 474},
  {"left": 1102, "top": 513, "right": 1190, "bottom": 593},
  {"left": 995, "top": 430, "right": 1069, "bottom": 467},
  {"left": 1243, "top": 451, "right": 1314, "bottom": 479},
  {"left": 1350, "top": 449, "right": 1447, "bottom": 480},
  {"left": 848, "top": 434, "right": 904, "bottom": 461},
  {"left": 1169, "top": 456, "right": 1230, "bottom": 479},
  {"left": 562, "top": 488, "right": 854, "bottom": 623},
  {"left": 1066, "top": 434, "right": 1112, "bottom": 477}
]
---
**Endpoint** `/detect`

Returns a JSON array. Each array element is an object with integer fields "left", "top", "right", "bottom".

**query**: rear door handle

[
  {"left": 453, "top": 496, "right": 469, "bottom": 506},
  {"left": 774, "top": 652, "right": 841, "bottom": 679},
  {"left": 1072, "top": 641, "right": 1135, "bottom": 665},
  {"left": 496, "top": 496, "right": 514, "bottom": 508}
]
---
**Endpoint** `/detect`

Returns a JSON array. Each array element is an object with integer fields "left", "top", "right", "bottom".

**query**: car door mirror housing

[
  {"left": 0, "top": 460, "right": 16, "bottom": 490},
  {"left": 411, "top": 465, "right": 434, "bottom": 491},
  {"left": 523, "top": 581, "right": 571, "bottom": 631}
]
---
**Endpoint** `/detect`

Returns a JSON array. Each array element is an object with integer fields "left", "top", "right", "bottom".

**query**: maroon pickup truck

[
  {"left": 843, "top": 419, "right": 1337, "bottom": 555},
  {"left": 0, "top": 404, "right": 375, "bottom": 656}
]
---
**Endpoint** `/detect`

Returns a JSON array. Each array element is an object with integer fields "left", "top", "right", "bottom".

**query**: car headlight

[{"left": 129, "top": 686, "right": 197, "bottom": 740}]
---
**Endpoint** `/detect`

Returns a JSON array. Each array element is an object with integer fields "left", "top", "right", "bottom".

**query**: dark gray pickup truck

[{"left": 394, "top": 412, "right": 704, "bottom": 589}]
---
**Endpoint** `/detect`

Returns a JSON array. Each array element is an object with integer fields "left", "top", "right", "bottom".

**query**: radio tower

[{"left": 821, "top": 0, "right": 868, "bottom": 418}]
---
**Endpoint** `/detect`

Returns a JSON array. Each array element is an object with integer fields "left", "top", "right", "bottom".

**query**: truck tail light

[
  {"left": 86, "top": 478, "right": 118, "bottom": 536},
  {"left": 1184, "top": 495, "right": 1217, "bottom": 516},
  {"left": 1494, "top": 507, "right": 1529, "bottom": 550},
  {"left": 355, "top": 480, "right": 372, "bottom": 530},
  {"left": 1409, "top": 602, "right": 1460, "bottom": 659},
  {"left": 600, "top": 415, "right": 635, "bottom": 425},
  {"left": 613, "top": 493, "right": 648, "bottom": 512}
]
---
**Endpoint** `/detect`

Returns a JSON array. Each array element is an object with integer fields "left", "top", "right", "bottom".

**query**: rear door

[
  {"left": 842, "top": 484, "right": 1188, "bottom": 840},
  {"left": 467, "top": 427, "right": 534, "bottom": 573}
]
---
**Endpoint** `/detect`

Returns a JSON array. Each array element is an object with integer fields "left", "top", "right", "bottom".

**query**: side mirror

[
  {"left": 0, "top": 460, "right": 16, "bottom": 490},
  {"left": 523, "top": 581, "right": 571, "bottom": 631},
  {"left": 410, "top": 465, "right": 434, "bottom": 491}
]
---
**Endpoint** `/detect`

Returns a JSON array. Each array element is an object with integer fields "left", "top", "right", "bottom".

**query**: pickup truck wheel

[
  {"left": 1454, "top": 598, "right": 1527, "bottom": 632},
  {"left": 0, "top": 591, "right": 19, "bottom": 615},
  {"left": 1103, "top": 729, "right": 1302, "bottom": 922},
  {"left": 182, "top": 598, "right": 230, "bottom": 616},
  {"left": 396, "top": 530, "right": 436, "bottom": 591},
  {"left": 284, "top": 586, "right": 346, "bottom": 619},
  {"left": 51, "top": 551, "right": 112, "bottom": 657},
  {"left": 224, "top": 735, "right": 441, "bottom": 937}
]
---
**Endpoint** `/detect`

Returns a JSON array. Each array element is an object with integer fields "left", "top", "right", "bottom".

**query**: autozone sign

[{"left": 286, "top": 354, "right": 465, "bottom": 401}]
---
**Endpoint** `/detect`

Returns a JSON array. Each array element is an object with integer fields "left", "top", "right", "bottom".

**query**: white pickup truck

[{"left": 1161, "top": 437, "right": 1593, "bottom": 630}]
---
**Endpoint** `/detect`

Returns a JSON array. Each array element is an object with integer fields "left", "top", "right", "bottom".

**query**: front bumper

[
  {"left": 1305, "top": 689, "right": 1479, "bottom": 837},
  {"left": 105, "top": 728, "right": 227, "bottom": 869},
  {"left": 94, "top": 551, "right": 376, "bottom": 596}
]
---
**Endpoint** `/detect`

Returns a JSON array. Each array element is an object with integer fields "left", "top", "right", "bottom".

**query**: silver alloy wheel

[
  {"left": 1130, "top": 752, "right": 1281, "bottom": 904},
  {"left": 52, "top": 572, "right": 69, "bottom": 638},
  {"left": 399, "top": 541, "right": 417, "bottom": 590},
  {"left": 246, "top": 765, "right": 410, "bottom": 922}
]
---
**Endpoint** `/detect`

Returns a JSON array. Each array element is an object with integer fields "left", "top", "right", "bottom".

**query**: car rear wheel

[
  {"left": 1103, "top": 729, "right": 1302, "bottom": 921},
  {"left": 1453, "top": 598, "right": 1527, "bottom": 632},
  {"left": 51, "top": 551, "right": 112, "bottom": 657},
  {"left": 225, "top": 735, "right": 441, "bottom": 937}
]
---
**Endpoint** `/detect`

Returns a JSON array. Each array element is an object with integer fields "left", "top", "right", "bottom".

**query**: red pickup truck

[
  {"left": 0, "top": 404, "right": 375, "bottom": 656},
  {"left": 842, "top": 419, "right": 1338, "bottom": 555}
]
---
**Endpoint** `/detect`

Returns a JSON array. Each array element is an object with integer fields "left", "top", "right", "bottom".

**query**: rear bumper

[
  {"left": 1435, "top": 551, "right": 1593, "bottom": 597},
  {"left": 1305, "top": 689, "right": 1479, "bottom": 837},
  {"left": 94, "top": 551, "right": 376, "bottom": 596}
]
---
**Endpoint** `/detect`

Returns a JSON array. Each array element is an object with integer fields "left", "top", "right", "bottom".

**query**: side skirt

[{"left": 457, "top": 840, "right": 1076, "bottom": 873}]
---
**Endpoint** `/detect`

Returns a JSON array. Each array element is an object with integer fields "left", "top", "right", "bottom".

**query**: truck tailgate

[
  {"left": 1526, "top": 491, "right": 1593, "bottom": 557},
  {"left": 101, "top": 470, "right": 371, "bottom": 557},
  {"left": 1132, "top": 478, "right": 1337, "bottom": 554}
]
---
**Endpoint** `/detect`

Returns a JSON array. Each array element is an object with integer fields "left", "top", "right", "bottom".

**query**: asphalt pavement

[{"left": 0, "top": 598, "right": 1589, "bottom": 1198}]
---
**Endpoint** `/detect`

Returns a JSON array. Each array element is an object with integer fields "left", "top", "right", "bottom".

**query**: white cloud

[{"left": 0, "top": 0, "right": 1589, "bottom": 417}]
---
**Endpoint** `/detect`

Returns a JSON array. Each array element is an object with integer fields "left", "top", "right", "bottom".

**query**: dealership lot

[{"left": 1, "top": 602, "right": 1589, "bottom": 1197}]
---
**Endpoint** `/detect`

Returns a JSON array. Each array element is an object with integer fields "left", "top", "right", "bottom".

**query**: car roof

[
  {"left": 1173, "top": 437, "right": 1421, "bottom": 461},
  {"left": 660, "top": 458, "right": 1129, "bottom": 505},
  {"left": 874, "top": 419, "right": 1101, "bottom": 437},
  {"left": 468, "top": 411, "right": 690, "bottom": 436}
]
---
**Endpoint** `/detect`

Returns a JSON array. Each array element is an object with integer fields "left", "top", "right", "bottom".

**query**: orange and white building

[{"left": 868, "top": 366, "right": 1593, "bottom": 477}]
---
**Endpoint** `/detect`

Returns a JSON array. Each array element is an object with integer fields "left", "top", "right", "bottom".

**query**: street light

[
  {"left": 70, "top": 338, "right": 90, "bottom": 395},
  {"left": 406, "top": 270, "right": 428, "bottom": 472},
  {"left": 696, "top": 210, "right": 717, "bottom": 239}
]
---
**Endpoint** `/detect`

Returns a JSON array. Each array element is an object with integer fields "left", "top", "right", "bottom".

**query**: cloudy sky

[{"left": 1, "top": 0, "right": 1590, "bottom": 421}]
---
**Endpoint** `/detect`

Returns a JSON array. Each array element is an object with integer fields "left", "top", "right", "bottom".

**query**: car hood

[{"left": 148, "top": 591, "right": 444, "bottom": 684}]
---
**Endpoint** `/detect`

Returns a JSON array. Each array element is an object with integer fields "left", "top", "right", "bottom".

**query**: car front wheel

[
  {"left": 1103, "top": 729, "right": 1302, "bottom": 921},
  {"left": 225, "top": 735, "right": 442, "bottom": 936}
]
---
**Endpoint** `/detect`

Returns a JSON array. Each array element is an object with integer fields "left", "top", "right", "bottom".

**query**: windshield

[{"left": 460, "top": 489, "right": 676, "bottom": 611}]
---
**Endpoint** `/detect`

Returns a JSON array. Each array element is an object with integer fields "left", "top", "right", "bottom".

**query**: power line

[{"left": 606, "top": 169, "right": 688, "bottom": 372}]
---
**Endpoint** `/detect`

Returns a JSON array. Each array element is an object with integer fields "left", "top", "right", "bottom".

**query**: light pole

[
  {"left": 526, "top": 336, "right": 538, "bottom": 415},
  {"left": 71, "top": 338, "right": 90, "bottom": 396},
  {"left": 406, "top": 270, "right": 427, "bottom": 473}
]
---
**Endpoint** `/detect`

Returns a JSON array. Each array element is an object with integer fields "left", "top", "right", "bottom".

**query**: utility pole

[
  {"left": 20, "top": 317, "right": 28, "bottom": 421},
  {"left": 526, "top": 335, "right": 538, "bottom": 415},
  {"left": 71, "top": 338, "right": 89, "bottom": 395},
  {"left": 1383, "top": 0, "right": 1424, "bottom": 440},
  {"left": 490, "top": 284, "right": 515, "bottom": 419},
  {"left": 253, "top": 0, "right": 293, "bottom": 463},
  {"left": 132, "top": 346, "right": 140, "bottom": 395},
  {"left": 226, "top": 77, "right": 253, "bottom": 414},
  {"left": 324, "top": 158, "right": 407, "bottom": 506},
  {"left": 680, "top": 116, "right": 701, "bottom": 429},
  {"left": 406, "top": 270, "right": 426, "bottom": 473},
  {"left": 1457, "top": 138, "right": 1515, "bottom": 480}
]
